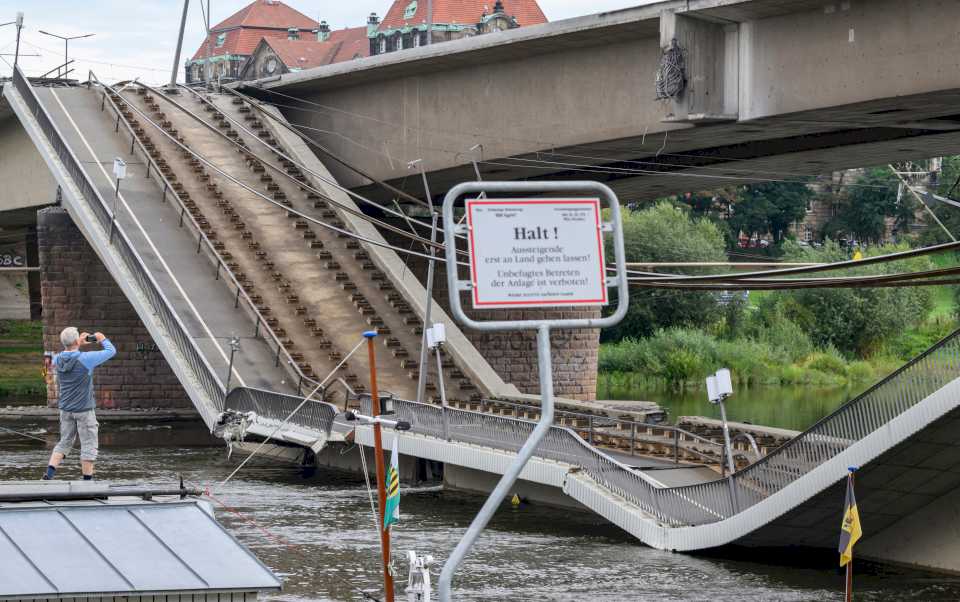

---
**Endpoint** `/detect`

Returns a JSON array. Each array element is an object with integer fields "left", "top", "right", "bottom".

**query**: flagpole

[
  {"left": 844, "top": 468, "right": 857, "bottom": 602},
  {"left": 365, "top": 330, "right": 395, "bottom": 602}
]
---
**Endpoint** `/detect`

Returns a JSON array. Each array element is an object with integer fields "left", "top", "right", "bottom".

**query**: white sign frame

[{"left": 465, "top": 198, "right": 609, "bottom": 309}]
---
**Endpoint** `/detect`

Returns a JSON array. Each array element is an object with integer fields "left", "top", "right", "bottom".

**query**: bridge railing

[
  {"left": 671, "top": 327, "right": 960, "bottom": 522},
  {"left": 89, "top": 75, "right": 317, "bottom": 398},
  {"left": 9, "top": 66, "right": 226, "bottom": 426},
  {"left": 225, "top": 387, "right": 340, "bottom": 436},
  {"left": 359, "top": 327, "right": 960, "bottom": 526},
  {"left": 360, "top": 396, "right": 673, "bottom": 522}
]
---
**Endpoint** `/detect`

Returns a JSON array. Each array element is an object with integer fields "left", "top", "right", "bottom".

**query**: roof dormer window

[
  {"left": 404, "top": 1, "right": 418, "bottom": 20},
  {"left": 288, "top": 27, "right": 300, "bottom": 40},
  {"left": 215, "top": 33, "right": 226, "bottom": 47}
]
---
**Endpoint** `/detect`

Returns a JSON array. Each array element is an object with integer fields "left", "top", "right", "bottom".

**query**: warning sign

[{"left": 465, "top": 199, "right": 608, "bottom": 309}]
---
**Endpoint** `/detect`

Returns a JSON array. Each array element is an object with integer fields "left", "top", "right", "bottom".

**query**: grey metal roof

[{"left": 0, "top": 499, "right": 282, "bottom": 599}]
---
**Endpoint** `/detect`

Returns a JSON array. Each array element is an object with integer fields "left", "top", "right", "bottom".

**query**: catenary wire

[{"left": 100, "top": 80, "right": 470, "bottom": 268}]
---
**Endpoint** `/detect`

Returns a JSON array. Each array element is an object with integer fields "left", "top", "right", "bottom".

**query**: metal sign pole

[
  {"left": 437, "top": 323, "right": 554, "bottom": 599},
  {"left": 435, "top": 181, "right": 628, "bottom": 602}
]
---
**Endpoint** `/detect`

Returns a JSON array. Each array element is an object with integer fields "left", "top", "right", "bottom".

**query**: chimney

[
  {"left": 494, "top": 0, "right": 505, "bottom": 12},
  {"left": 367, "top": 12, "right": 380, "bottom": 36},
  {"left": 317, "top": 20, "right": 330, "bottom": 41}
]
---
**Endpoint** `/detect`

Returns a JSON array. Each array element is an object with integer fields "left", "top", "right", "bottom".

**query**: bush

[
  {"left": 603, "top": 202, "right": 731, "bottom": 341},
  {"left": 765, "top": 241, "right": 935, "bottom": 356},
  {"left": 803, "top": 346, "right": 847, "bottom": 375}
]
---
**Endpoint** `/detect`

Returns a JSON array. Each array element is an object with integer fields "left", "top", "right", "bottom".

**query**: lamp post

[
  {"left": 38, "top": 30, "right": 94, "bottom": 79},
  {"left": 225, "top": 335, "right": 240, "bottom": 391},
  {"left": 706, "top": 368, "right": 736, "bottom": 477},
  {"left": 109, "top": 158, "right": 126, "bottom": 243},
  {"left": 0, "top": 13, "right": 23, "bottom": 70}
]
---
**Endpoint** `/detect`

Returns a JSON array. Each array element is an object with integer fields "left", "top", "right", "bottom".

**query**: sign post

[{"left": 436, "top": 182, "right": 628, "bottom": 601}]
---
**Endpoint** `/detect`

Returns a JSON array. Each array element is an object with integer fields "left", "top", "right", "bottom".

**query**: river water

[
  {"left": 2, "top": 420, "right": 959, "bottom": 601},
  {"left": 598, "top": 376, "right": 858, "bottom": 431}
]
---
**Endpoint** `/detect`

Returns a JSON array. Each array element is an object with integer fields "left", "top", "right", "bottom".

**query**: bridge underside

[
  {"left": 734, "top": 404, "right": 960, "bottom": 571},
  {"left": 244, "top": 0, "right": 960, "bottom": 204}
]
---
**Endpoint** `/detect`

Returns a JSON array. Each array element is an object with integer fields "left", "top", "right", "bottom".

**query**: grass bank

[
  {"left": 597, "top": 323, "right": 952, "bottom": 390},
  {"left": 0, "top": 319, "right": 45, "bottom": 401}
]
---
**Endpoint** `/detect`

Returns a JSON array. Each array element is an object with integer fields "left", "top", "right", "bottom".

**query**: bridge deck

[{"left": 33, "top": 86, "right": 291, "bottom": 395}]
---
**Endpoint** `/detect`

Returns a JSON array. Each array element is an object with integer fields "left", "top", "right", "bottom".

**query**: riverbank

[{"left": 0, "top": 319, "right": 44, "bottom": 403}]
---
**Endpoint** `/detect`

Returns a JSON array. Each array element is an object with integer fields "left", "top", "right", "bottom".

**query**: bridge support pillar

[
  {"left": 659, "top": 10, "right": 740, "bottom": 123},
  {"left": 37, "top": 207, "right": 193, "bottom": 413}
]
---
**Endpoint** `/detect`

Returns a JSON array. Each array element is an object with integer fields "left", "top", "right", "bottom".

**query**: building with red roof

[
  {"left": 186, "top": 0, "right": 320, "bottom": 84},
  {"left": 239, "top": 25, "right": 371, "bottom": 80},
  {"left": 370, "top": 0, "right": 547, "bottom": 56}
]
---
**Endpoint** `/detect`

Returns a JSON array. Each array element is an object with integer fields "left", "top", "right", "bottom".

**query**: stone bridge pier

[{"left": 37, "top": 207, "right": 192, "bottom": 412}]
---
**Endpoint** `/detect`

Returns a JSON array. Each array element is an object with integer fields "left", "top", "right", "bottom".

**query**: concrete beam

[{"left": 252, "top": 0, "right": 960, "bottom": 203}]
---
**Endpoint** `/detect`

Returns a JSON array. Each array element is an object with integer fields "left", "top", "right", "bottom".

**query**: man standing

[{"left": 43, "top": 327, "right": 116, "bottom": 481}]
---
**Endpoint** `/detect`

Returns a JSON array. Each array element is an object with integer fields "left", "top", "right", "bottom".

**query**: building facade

[
  {"left": 369, "top": 0, "right": 547, "bottom": 56},
  {"left": 238, "top": 25, "right": 370, "bottom": 81},
  {"left": 185, "top": 0, "right": 321, "bottom": 84}
]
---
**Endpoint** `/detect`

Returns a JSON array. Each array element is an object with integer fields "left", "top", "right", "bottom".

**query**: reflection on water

[
  {"left": 2, "top": 421, "right": 960, "bottom": 601},
  {"left": 599, "top": 375, "right": 858, "bottom": 431}
]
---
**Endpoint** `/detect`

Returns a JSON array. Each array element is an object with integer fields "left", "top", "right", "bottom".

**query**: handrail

[
  {"left": 90, "top": 75, "right": 318, "bottom": 396},
  {"left": 9, "top": 66, "right": 225, "bottom": 426},
  {"left": 668, "top": 326, "right": 960, "bottom": 522},
  {"left": 353, "top": 326, "right": 960, "bottom": 526},
  {"left": 476, "top": 397, "right": 727, "bottom": 466},
  {"left": 170, "top": 83, "right": 444, "bottom": 251},
  {"left": 225, "top": 386, "right": 340, "bottom": 436}
]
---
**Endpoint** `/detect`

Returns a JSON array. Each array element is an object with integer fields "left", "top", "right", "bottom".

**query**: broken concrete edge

[
  {"left": 257, "top": 103, "right": 523, "bottom": 401},
  {"left": 677, "top": 416, "right": 801, "bottom": 440}
]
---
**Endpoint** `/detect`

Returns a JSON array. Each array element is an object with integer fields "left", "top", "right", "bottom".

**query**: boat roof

[{"left": 0, "top": 482, "right": 281, "bottom": 599}]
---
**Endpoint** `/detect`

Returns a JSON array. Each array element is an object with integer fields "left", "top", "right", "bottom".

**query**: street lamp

[
  {"left": 706, "top": 368, "right": 736, "bottom": 477},
  {"left": 38, "top": 29, "right": 94, "bottom": 79},
  {"left": 0, "top": 13, "right": 23, "bottom": 69}
]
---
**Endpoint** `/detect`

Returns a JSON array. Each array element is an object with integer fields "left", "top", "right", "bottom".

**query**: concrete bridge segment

[{"left": 249, "top": 0, "right": 960, "bottom": 204}]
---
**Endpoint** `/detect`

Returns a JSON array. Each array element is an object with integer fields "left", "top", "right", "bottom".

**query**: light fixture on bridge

[{"left": 706, "top": 368, "right": 736, "bottom": 479}]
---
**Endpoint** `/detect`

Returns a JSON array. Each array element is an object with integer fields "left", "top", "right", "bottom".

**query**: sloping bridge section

[{"left": 9, "top": 69, "right": 960, "bottom": 571}]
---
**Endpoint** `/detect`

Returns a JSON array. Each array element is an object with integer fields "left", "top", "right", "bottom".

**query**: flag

[
  {"left": 383, "top": 434, "right": 400, "bottom": 530},
  {"left": 838, "top": 473, "right": 862, "bottom": 567}
]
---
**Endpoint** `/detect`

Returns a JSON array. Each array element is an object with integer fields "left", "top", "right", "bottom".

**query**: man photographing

[{"left": 43, "top": 327, "right": 116, "bottom": 481}]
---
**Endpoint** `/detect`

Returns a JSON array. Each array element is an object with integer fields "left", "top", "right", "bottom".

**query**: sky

[{"left": 0, "top": 0, "right": 654, "bottom": 84}]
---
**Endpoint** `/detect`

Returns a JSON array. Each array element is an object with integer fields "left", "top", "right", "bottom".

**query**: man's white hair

[{"left": 60, "top": 326, "right": 80, "bottom": 348}]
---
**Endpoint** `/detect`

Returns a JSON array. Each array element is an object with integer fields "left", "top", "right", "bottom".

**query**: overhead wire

[
  {"left": 179, "top": 84, "right": 472, "bottom": 262},
  {"left": 245, "top": 85, "right": 910, "bottom": 194},
  {"left": 97, "top": 78, "right": 958, "bottom": 294},
  {"left": 166, "top": 83, "right": 473, "bottom": 260},
  {"left": 152, "top": 82, "right": 446, "bottom": 252},
  {"left": 226, "top": 86, "right": 434, "bottom": 209},
  {"left": 99, "top": 80, "right": 469, "bottom": 268}
]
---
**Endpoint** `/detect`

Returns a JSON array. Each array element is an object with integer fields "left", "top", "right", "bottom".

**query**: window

[
  {"left": 395, "top": 33, "right": 403, "bottom": 51},
  {"left": 379, "top": 35, "right": 386, "bottom": 54},
  {"left": 404, "top": 1, "right": 418, "bottom": 19},
  {"left": 413, "top": 30, "right": 421, "bottom": 47},
  {"left": 215, "top": 33, "right": 226, "bottom": 47}
]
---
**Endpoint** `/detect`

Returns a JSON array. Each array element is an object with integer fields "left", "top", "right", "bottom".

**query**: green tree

[
  {"left": 604, "top": 202, "right": 729, "bottom": 341},
  {"left": 828, "top": 168, "right": 911, "bottom": 244},
  {"left": 728, "top": 181, "right": 814, "bottom": 244},
  {"left": 920, "top": 156, "right": 960, "bottom": 245},
  {"left": 768, "top": 240, "right": 934, "bottom": 356}
]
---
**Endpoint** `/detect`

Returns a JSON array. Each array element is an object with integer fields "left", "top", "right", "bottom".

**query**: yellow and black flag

[{"left": 838, "top": 470, "right": 862, "bottom": 567}]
